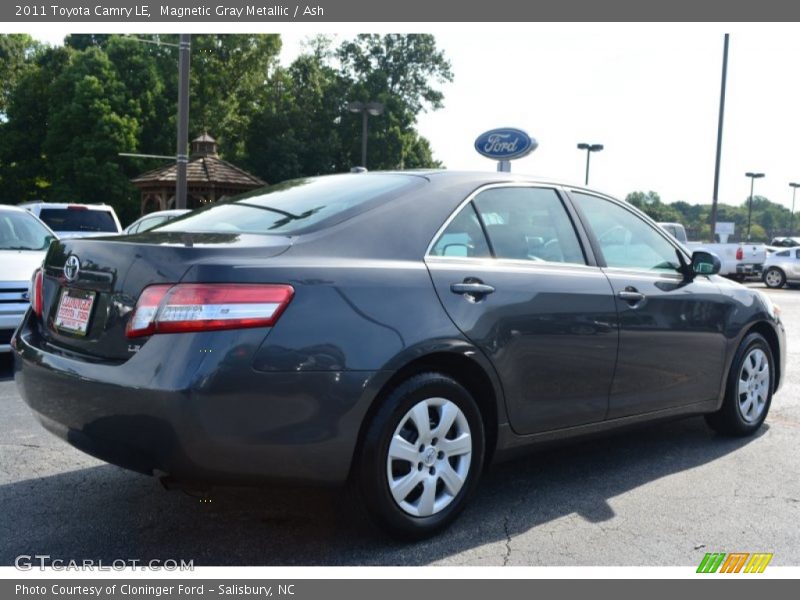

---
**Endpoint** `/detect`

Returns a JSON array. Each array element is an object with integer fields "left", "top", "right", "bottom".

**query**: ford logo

[
  {"left": 474, "top": 128, "right": 537, "bottom": 160},
  {"left": 64, "top": 255, "right": 80, "bottom": 282}
]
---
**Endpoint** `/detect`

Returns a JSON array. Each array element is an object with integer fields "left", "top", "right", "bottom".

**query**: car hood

[{"left": 0, "top": 250, "right": 46, "bottom": 283}]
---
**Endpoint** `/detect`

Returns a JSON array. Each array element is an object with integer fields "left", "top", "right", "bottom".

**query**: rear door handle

[
  {"left": 450, "top": 281, "right": 495, "bottom": 297},
  {"left": 618, "top": 288, "right": 645, "bottom": 304}
]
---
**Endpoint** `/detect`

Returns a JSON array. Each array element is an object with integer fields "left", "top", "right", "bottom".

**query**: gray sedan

[
  {"left": 763, "top": 248, "right": 800, "bottom": 288},
  {"left": 12, "top": 171, "right": 786, "bottom": 538}
]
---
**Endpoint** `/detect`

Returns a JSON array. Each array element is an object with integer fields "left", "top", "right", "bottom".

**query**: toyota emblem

[{"left": 64, "top": 255, "right": 80, "bottom": 282}]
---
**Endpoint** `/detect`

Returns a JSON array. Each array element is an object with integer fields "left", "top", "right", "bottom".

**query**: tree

[
  {"left": 0, "top": 45, "right": 71, "bottom": 203},
  {"left": 190, "top": 34, "right": 281, "bottom": 162},
  {"left": 0, "top": 34, "right": 39, "bottom": 118},
  {"left": 44, "top": 47, "right": 140, "bottom": 221},
  {"left": 336, "top": 34, "right": 452, "bottom": 169}
]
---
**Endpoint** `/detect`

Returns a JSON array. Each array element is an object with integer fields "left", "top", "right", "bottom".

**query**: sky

[{"left": 27, "top": 24, "right": 800, "bottom": 211}]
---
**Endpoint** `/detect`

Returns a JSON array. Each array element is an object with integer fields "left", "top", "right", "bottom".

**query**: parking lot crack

[{"left": 502, "top": 515, "right": 513, "bottom": 566}]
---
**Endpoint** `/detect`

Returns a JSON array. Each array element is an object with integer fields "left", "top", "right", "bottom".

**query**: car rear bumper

[
  {"left": 736, "top": 263, "right": 763, "bottom": 275},
  {"left": 13, "top": 313, "right": 381, "bottom": 485}
]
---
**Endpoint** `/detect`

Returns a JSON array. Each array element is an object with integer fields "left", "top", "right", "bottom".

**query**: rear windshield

[
  {"left": 39, "top": 208, "right": 118, "bottom": 233},
  {"left": 0, "top": 211, "right": 53, "bottom": 250},
  {"left": 157, "top": 174, "right": 422, "bottom": 235}
]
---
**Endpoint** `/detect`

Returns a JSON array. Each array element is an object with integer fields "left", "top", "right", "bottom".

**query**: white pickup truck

[{"left": 658, "top": 222, "right": 766, "bottom": 280}]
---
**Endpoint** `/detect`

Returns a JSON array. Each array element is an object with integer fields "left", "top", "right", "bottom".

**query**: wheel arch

[
  {"left": 744, "top": 321, "right": 782, "bottom": 392},
  {"left": 350, "top": 349, "right": 504, "bottom": 478}
]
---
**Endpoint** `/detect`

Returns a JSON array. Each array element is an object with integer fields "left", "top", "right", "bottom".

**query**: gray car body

[
  {"left": 763, "top": 248, "right": 800, "bottom": 284},
  {"left": 13, "top": 171, "right": 785, "bottom": 485}
]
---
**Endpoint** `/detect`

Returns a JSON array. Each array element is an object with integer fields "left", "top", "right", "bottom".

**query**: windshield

[
  {"left": 39, "top": 208, "right": 118, "bottom": 233},
  {"left": 157, "top": 174, "right": 422, "bottom": 235},
  {"left": 0, "top": 211, "right": 53, "bottom": 251}
]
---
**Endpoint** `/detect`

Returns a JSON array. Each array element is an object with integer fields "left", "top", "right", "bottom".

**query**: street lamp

[
  {"left": 789, "top": 182, "right": 800, "bottom": 237},
  {"left": 348, "top": 101, "right": 384, "bottom": 169},
  {"left": 577, "top": 143, "right": 603, "bottom": 186},
  {"left": 745, "top": 172, "right": 765, "bottom": 241}
]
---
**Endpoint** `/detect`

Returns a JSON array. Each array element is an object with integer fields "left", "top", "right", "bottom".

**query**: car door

[
  {"left": 425, "top": 185, "right": 618, "bottom": 434},
  {"left": 568, "top": 191, "right": 729, "bottom": 419}
]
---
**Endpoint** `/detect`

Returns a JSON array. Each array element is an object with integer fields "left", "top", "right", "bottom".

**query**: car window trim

[
  {"left": 564, "top": 188, "right": 692, "bottom": 275},
  {"left": 424, "top": 182, "right": 599, "bottom": 267}
]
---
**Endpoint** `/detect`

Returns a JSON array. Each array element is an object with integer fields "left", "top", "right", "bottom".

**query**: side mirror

[{"left": 691, "top": 250, "right": 721, "bottom": 276}]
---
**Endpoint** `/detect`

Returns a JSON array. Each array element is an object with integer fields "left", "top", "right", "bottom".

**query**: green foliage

[
  {"left": 0, "top": 34, "right": 39, "bottom": 117},
  {"left": 0, "top": 33, "right": 449, "bottom": 221},
  {"left": 625, "top": 191, "right": 794, "bottom": 242}
]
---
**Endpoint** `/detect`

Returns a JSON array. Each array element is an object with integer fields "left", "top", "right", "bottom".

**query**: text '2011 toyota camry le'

[{"left": 13, "top": 171, "right": 785, "bottom": 538}]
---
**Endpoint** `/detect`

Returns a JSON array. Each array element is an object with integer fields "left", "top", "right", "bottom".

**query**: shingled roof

[{"left": 131, "top": 134, "right": 265, "bottom": 189}]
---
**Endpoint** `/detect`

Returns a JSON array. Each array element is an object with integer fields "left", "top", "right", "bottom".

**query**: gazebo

[{"left": 131, "top": 134, "right": 266, "bottom": 214}]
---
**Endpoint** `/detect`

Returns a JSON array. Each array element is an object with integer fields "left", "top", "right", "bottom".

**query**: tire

[
  {"left": 357, "top": 372, "right": 485, "bottom": 539},
  {"left": 705, "top": 332, "right": 774, "bottom": 436},
  {"left": 763, "top": 267, "right": 786, "bottom": 289}
]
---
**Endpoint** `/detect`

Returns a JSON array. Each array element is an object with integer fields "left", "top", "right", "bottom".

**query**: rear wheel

[
  {"left": 705, "top": 332, "right": 774, "bottom": 436},
  {"left": 357, "top": 372, "right": 485, "bottom": 539},
  {"left": 763, "top": 267, "right": 786, "bottom": 289}
]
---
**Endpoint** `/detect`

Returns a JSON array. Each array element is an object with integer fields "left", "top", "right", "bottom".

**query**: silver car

[
  {"left": 0, "top": 206, "right": 56, "bottom": 352},
  {"left": 763, "top": 248, "right": 800, "bottom": 289}
]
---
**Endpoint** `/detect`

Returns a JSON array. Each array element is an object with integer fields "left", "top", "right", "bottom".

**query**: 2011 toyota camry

[{"left": 13, "top": 171, "right": 785, "bottom": 538}]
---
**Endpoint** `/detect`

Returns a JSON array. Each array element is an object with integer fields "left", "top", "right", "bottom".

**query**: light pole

[
  {"left": 577, "top": 143, "right": 603, "bottom": 185},
  {"left": 790, "top": 182, "right": 800, "bottom": 236},
  {"left": 175, "top": 34, "right": 191, "bottom": 209},
  {"left": 348, "top": 101, "right": 384, "bottom": 168},
  {"left": 745, "top": 172, "right": 765, "bottom": 241}
]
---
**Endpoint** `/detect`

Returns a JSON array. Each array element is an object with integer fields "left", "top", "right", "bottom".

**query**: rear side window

[
  {"left": 429, "top": 203, "right": 491, "bottom": 258},
  {"left": 429, "top": 187, "right": 586, "bottom": 265},
  {"left": 473, "top": 187, "right": 586, "bottom": 265},
  {"left": 39, "top": 208, "right": 117, "bottom": 233},
  {"left": 776, "top": 250, "right": 790, "bottom": 257},
  {"left": 157, "top": 174, "right": 422, "bottom": 235}
]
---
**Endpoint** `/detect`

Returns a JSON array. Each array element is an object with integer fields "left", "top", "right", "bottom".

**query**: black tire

[
  {"left": 357, "top": 372, "right": 485, "bottom": 539},
  {"left": 705, "top": 332, "right": 774, "bottom": 436},
  {"left": 763, "top": 267, "right": 786, "bottom": 289}
]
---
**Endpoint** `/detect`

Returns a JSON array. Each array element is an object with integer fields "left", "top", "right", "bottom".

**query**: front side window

[{"left": 571, "top": 192, "right": 680, "bottom": 272}]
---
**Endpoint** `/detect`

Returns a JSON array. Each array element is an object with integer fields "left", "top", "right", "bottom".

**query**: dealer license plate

[{"left": 54, "top": 288, "right": 96, "bottom": 336}]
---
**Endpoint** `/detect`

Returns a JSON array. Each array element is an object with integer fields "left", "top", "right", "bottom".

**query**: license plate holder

[{"left": 54, "top": 288, "right": 96, "bottom": 336}]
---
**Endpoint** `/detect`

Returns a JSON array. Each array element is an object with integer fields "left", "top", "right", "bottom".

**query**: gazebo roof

[{"left": 131, "top": 134, "right": 265, "bottom": 189}]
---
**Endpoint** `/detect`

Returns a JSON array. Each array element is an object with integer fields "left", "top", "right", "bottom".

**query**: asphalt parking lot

[{"left": 1, "top": 282, "right": 798, "bottom": 567}]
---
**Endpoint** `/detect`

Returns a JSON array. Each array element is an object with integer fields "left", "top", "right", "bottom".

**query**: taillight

[
  {"left": 736, "top": 247, "right": 743, "bottom": 260},
  {"left": 31, "top": 268, "right": 44, "bottom": 317},
  {"left": 126, "top": 283, "right": 294, "bottom": 338}
]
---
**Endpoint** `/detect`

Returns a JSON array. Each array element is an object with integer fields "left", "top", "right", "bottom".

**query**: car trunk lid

[{"left": 38, "top": 232, "right": 292, "bottom": 361}]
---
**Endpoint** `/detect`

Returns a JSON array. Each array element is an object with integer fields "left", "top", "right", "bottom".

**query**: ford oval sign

[{"left": 474, "top": 128, "right": 537, "bottom": 161}]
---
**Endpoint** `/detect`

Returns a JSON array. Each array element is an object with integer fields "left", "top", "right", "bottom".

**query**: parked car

[
  {"left": 762, "top": 248, "right": 800, "bottom": 288},
  {"left": 14, "top": 172, "right": 785, "bottom": 538},
  {"left": 657, "top": 222, "right": 766, "bottom": 280},
  {"left": 19, "top": 202, "right": 122, "bottom": 238},
  {"left": 0, "top": 205, "right": 56, "bottom": 352},
  {"left": 124, "top": 209, "right": 190, "bottom": 235},
  {"left": 766, "top": 236, "right": 800, "bottom": 254}
]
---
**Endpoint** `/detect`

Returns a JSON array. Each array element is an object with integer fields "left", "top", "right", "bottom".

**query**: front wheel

[
  {"left": 357, "top": 372, "right": 485, "bottom": 539},
  {"left": 705, "top": 332, "right": 774, "bottom": 436},
  {"left": 763, "top": 267, "right": 786, "bottom": 289}
]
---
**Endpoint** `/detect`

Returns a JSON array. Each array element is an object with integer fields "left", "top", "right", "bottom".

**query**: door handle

[
  {"left": 450, "top": 281, "right": 495, "bottom": 298},
  {"left": 618, "top": 287, "right": 645, "bottom": 305}
]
